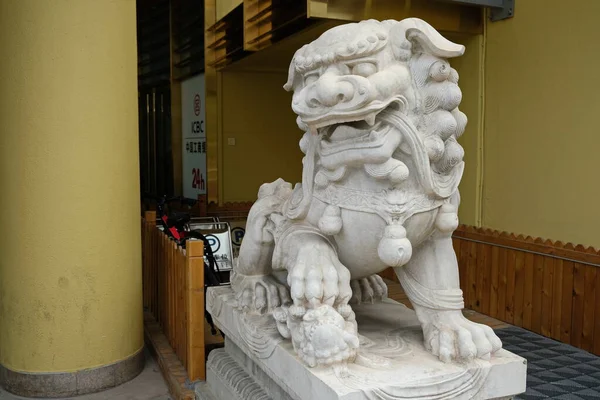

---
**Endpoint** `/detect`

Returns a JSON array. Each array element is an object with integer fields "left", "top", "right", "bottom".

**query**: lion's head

[{"left": 283, "top": 18, "right": 467, "bottom": 225}]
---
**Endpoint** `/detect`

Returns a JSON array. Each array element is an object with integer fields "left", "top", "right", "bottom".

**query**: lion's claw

[
  {"left": 287, "top": 244, "right": 352, "bottom": 310},
  {"left": 231, "top": 272, "right": 291, "bottom": 314},
  {"left": 416, "top": 307, "right": 502, "bottom": 363},
  {"left": 350, "top": 274, "right": 389, "bottom": 304}
]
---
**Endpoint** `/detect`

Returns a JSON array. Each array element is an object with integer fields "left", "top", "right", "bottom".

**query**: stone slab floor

[{"left": 0, "top": 348, "right": 170, "bottom": 400}]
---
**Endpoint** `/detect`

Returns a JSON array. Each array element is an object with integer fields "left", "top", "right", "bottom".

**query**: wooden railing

[
  {"left": 141, "top": 211, "right": 206, "bottom": 381},
  {"left": 140, "top": 195, "right": 252, "bottom": 219},
  {"left": 452, "top": 226, "right": 600, "bottom": 355}
]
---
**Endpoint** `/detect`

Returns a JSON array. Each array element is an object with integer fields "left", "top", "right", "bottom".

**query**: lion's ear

[
  {"left": 283, "top": 60, "right": 296, "bottom": 92},
  {"left": 405, "top": 19, "right": 465, "bottom": 58},
  {"left": 284, "top": 45, "right": 307, "bottom": 92},
  {"left": 390, "top": 18, "right": 465, "bottom": 60}
]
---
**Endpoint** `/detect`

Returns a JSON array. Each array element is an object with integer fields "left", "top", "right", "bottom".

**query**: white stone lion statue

[{"left": 230, "top": 18, "right": 502, "bottom": 368}]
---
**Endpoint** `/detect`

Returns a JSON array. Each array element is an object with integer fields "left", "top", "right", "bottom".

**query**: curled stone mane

[{"left": 292, "top": 20, "right": 390, "bottom": 73}]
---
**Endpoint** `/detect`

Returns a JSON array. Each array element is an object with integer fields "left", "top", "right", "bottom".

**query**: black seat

[{"left": 167, "top": 212, "right": 190, "bottom": 227}]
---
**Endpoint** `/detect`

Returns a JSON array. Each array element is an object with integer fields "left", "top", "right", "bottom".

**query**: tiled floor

[
  {"left": 498, "top": 327, "right": 600, "bottom": 400},
  {"left": 0, "top": 348, "right": 170, "bottom": 400}
]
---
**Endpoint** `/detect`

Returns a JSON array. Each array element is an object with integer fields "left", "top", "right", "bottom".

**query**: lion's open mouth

[
  {"left": 319, "top": 118, "right": 393, "bottom": 155},
  {"left": 323, "top": 120, "right": 380, "bottom": 142}
]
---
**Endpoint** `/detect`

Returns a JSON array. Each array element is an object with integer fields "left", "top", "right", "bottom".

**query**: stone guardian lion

[{"left": 230, "top": 18, "right": 502, "bottom": 368}]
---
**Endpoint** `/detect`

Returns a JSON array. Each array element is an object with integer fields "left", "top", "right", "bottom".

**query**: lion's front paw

[
  {"left": 275, "top": 304, "right": 359, "bottom": 367},
  {"left": 231, "top": 271, "right": 291, "bottom": 314},
  {"left": 416, "top": 308, "right": 502, "bottom": 363},
  {"left": 287, "top": 244, "right": 352, "bottom": 310},
  {"left": 350, "top": 274, "right": 388, "bottom": 305}
]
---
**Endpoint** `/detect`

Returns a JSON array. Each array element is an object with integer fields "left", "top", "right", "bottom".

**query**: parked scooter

[{"left": 144, "top": 194, "right": 224, "bottom": 335}]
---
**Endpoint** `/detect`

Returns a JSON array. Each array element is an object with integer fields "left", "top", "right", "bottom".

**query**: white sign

[
  {"left": 189, "top": 222, "right": 234, "bottom": 272},
  {"left": 181, "top": 74, "right": 206, "bottom": 198},
  {"left": 226, "top": 220, "right": 247, "bottom": 259}
]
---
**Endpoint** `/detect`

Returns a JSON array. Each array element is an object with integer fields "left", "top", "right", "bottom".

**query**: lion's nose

[{"left": 306, "top": 76, "right": 355, "bottom": 108}]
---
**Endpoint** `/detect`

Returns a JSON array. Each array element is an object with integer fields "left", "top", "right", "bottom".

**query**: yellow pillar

[{"left": 0, "top": 0, "right": 143, "bottom": 396}]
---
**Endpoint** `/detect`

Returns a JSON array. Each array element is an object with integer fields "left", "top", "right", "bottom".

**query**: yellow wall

[
  {"left": 0, "top": 0, "right": 143, "bottom": 372},
  {"left": 220, "top": 71, "right": 303, "bottom": 202},
  {"left": 483, "top": 0, "right": 600, "bottom": 247}
]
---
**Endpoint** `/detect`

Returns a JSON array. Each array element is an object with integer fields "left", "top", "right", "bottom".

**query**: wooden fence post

[
  {"left": 178, "top": 245, "right": 187, "bottom": 366},
  {"left": 186, "top": 240, "right": 205, "bottom": 381},
  {"left": 143, "top": 211, "right": 156, "bottom": 311},
  {"left": 150, "top": 213, "right": 157, "bottom": 318}
]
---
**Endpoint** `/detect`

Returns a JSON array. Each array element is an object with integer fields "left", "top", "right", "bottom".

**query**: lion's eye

[
  {"left": 352, "top": 62, "right": 377, "bottom": 77},
  {"left": 304, "top": 75, "right": 318, "bottom": 86},
  {"left": 429, "top": 61, "right": 451, "bottom": 82}
]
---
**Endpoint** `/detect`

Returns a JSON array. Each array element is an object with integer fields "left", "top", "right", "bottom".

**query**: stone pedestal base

[{"left": 198, "top": 286, "right": 526, "bottom": 400}]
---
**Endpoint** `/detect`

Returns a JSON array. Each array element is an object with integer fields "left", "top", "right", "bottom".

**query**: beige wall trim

[{"left": 0, "top": 349, "right": 144, "bottom": 398}]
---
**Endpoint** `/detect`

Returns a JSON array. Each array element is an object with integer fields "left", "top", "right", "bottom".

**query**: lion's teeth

[{"left": 365, "top": 113, "right": 376, "bottom": 126}]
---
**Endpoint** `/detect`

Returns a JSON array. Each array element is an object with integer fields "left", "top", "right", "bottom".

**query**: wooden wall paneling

[
  {"left": 531, "top": 245, "right": 545, "bottom": 334},
  {"left": 540, "top": 247, "right": 555, "bottom": 338},
  {"left": 457, "top": 237, "right": 467, "bottom": 294},
  {"left": 570, "top": 263, "right": 585, "bottom": 348},
  {"left": 582, "top": 264, "right": 597, "bottom": 352},
  {"left": 458, "top": 241, "right": 471, "bottom": 307},
  {"left": 467, "top": 239, "right": 478, "bottom": 310},
  {"left": 594, "top": 264, "right": 600, "bottom": 354},
  {"left": 513, "top": 246, "right": 526, "bottom": 327},
  {"left": 481, "top": 241, "right": 492, "bottom": 316},
  {"left": 496, "top": 244, "right": 507, "bottom": 322},
  {"left": 379, "top": 267, "right": 398, "bottom": 283},
  {"left": 522, "top": 251, "right": 535, "bottom": 331},
  {"left": 560, "top": 259, "right": 575, "bottom": 344},
  {"left": 454, "top": 227, "right": 600, "bottom": 266},
  {"left": 489, "top": 246, "right": 500, "bottom": 319},
  {"left": 451, "top": 235, "right": 460, "bottom": 286},
  {"left": 550, "top": 258, "right": 564, "bottom": 341},
  {"left": 449, "top": 225, "right": 600, "bottom": 355},
  {"left": 474, "top": 240, "right": 486, "bottom": 312},
  {"left": 505, "top": 247, "right": 517, "bottom": 324},
  {"left": 452, "top": 237, "right": 460, "bottom": 255}
]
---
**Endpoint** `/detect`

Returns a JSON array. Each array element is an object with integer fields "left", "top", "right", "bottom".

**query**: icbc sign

[
  {"left": 182, "top": 74, "right": 206, "bottom": 197},
  {"left": 194, "top": 94, "right": 201, "bottom": 116}
]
